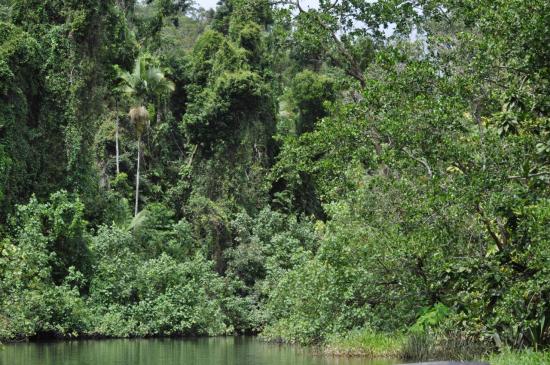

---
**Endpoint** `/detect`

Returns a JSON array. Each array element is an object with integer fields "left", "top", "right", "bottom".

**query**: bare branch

[
  {"left": 403, "top": 148, "right": 433, "bottom": 178},
  {"left": 508, "top": 171, "right": 550, "bottom": 180}
]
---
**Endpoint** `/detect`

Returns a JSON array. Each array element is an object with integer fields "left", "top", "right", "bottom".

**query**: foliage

[
  {"left": 410, "top": 304, "right": 451, "bottom": 334},
  {"left": 0, "top": 2, "right": 549, "bottom": 363},
  {"left": 90, "top": 250, "right": 229, "bottom": 337},
  {"left": 0, "top": 0, "right": 136, "bottom": 223},
  {"left": 0, "top": 192, "right": 91, "bottom": 339}
]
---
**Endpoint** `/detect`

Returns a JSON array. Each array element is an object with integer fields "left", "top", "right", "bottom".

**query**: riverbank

[
  {"left": 484, "top": 349, "right": 550, "bottom": 365},
  {"left": 320, "top": 329, "right": 550, "bottom": 364}
]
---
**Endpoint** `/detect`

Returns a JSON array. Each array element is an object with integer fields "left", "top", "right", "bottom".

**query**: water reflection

[{"left": 1, "top": 337, "right": 401, "bottom": 365}]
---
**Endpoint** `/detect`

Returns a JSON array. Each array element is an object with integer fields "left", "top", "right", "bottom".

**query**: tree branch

[
  {"left": 508, "top": 171, "right": 550, "bottom": 180},
  {"left": 403, "top": 147, "right": 433, "bottom": 178},
  {"left": 475, "top": 203, "right": 505, "bottom": 252},
  {"left": 292, "top": 0, "right": 366, "bottom": 87}
]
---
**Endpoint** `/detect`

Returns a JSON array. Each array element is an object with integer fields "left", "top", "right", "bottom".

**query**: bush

[
  {"left": 89, "top": 223, "right": 231, "bottom": 337},
  {"left": 0, "top": 192, "right": 91, "bottom": 340}
]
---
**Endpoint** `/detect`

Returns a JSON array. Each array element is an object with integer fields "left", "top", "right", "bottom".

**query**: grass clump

[
  {"left": 323, "top": 326, "right": 486, "bottom": 361},
  {"left": 324, "top": 328, "right": 405, "bottom": 357},
  {"left": 401, "top": 330, "right": 486, "bottom": 362},
  {"left": 484, "top": 348, "right": 550, "bottom": 365}
]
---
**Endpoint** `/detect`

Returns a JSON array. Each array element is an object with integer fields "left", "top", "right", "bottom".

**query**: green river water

[{"left": 0, "top": 337, "right": 403, "bottom": 365}]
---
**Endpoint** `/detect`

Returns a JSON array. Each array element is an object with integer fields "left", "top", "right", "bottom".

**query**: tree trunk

[
  {"left": 157, "top": 96, "right": 161, "bottom": 125},
  {"left": 115, "top": 99, "right": 120, "bottom": 175},
  {"left": 135, "top": 135, "right": 141, "bottom": 216}
]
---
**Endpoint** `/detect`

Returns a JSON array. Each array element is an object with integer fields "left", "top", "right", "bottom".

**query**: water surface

[{"left": 1, "top": 337, "right": 402, "bottom": 365}]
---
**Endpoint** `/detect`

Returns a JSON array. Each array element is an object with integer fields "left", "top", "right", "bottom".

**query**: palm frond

[
  {"left": 114, "top": 55, "right": 175, "bottom": 104},
  {"left": 128, "top": 208, "right": 149, "bottom": 232}
]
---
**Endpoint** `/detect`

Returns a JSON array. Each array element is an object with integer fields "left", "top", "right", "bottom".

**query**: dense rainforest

[{"left": 0, "top": 0, "right": 549, "bottom": 362}]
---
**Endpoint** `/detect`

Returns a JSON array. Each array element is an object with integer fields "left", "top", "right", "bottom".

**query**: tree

[
  {"left": 116, "top": 55, "right": 175, "bottom": 216},
  {"left": 115, "top": 98, "right": 120, "bottom": 175}
]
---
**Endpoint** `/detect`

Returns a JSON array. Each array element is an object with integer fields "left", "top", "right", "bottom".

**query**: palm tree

[
  {"left": 115, "top": 98, "right": 120, "bottom": 175},
  {"left": 116, "top": 55, "right": 175, "bottom": 216},
  {"left": 147, "top": 65, "right": 175, "bottom": 125}
]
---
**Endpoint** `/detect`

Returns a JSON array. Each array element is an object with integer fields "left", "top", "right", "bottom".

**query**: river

[{"left": 0, "top": 337, "right": 403, "bottom": 365}]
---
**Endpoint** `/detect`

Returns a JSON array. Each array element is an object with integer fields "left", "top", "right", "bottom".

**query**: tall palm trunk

[
  {"left": 115, "top": 99, "right": 120, "bottom": 174},
  {"left": 129, "top": 105, "right": 149, "bottom": 217},
  {"left": 156, "top": 96, "right": 161, "bottom": 125},
  {"left": 135, "top": 134, "right": 141, "bottom": 216}
]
